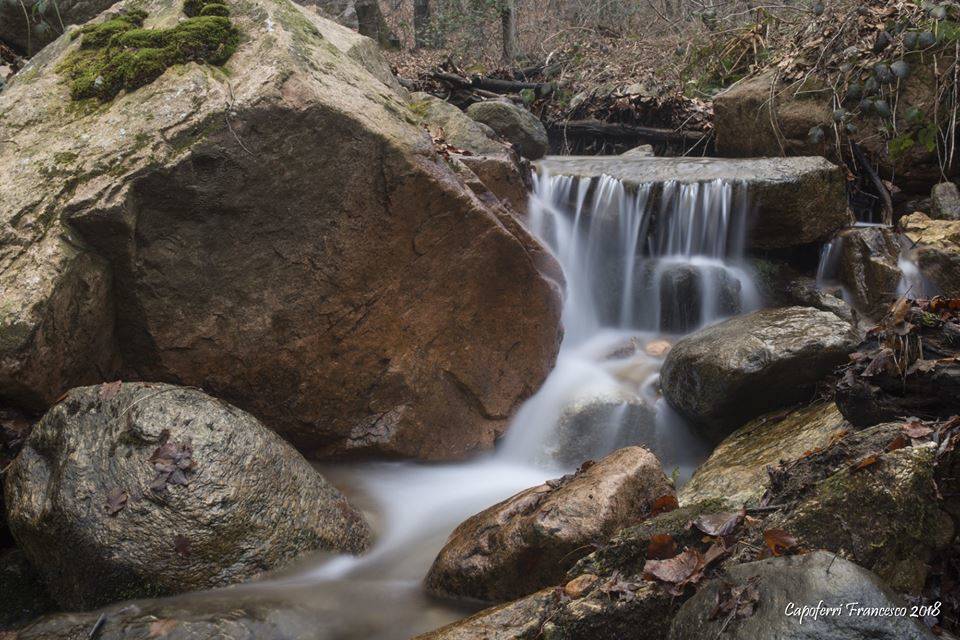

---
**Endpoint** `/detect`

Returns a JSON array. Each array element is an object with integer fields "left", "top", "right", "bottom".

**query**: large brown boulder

[
  {"left": 3, "top": 383, "right": 371, "bottom": 610},
  {"left": 424, "top": 446, "right": 674, "bottom": 603},
  {"left": 901, "top": 212, "right": 960, "bottom": 297},
  {"left": 835, "top": 226, "right": 902, "bottom": 319},
  {"left": 0, "top": 0, "right": 562, "bottom": 461},
  {"left": 661, "top": 307, "right": 859, "bottom": 442}
]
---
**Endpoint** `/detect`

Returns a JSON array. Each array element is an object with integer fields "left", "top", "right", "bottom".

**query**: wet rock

[
  {"left": 645, "top": 262, "right": 742, "bottom": 333},
  {"left": 901, "top": 213, "right": 960, "bottom": 296},
  {"left": 425, "top": 447, "right": 674, "bottom": 602},
  {"left": 661, "top": 307, "right": 859, "bottom": 442},
  {"left": 621, "top": 144, "right": 654, "bottom": 157},
  {"left": 760, "top": 424, "right": 952, "bottom": 594},
  {"left": 466, "top": 101, "right": 549, "bottom": 160},
  {"left": 784, "top": 277, "right": 855, "bottom": 324},
  {"left": 835, "top": 298, "right": 960, "bottom": 427},
  {"left": 0, "top": 0, "right": 116, "bottom": 55},
  {"left": 835, "top": 226, "right": 902, "bottom": 319},
  {"left": 4, "top": 383, "right": 371, "bottom": 610},
  {"left": 669, "top": 552, "right": 935, "bottom": 640},
  {"left": 411, "top": 92, "right": 505, "bottom": 156},
  {"left": 0, "top": 0, "right": 562, "bottom": 462},
  {"left": 932, "top": 182, "right": 960, "bottom": 221},
  {"left": 679, "top": 403, "right": 848, "bottom": 507},
  {"left": 536, "top": 155, "right": 851, "bottom": 249},
  {"left": 0, "top": 549, "right": 57, "bottom": 630},
  {"left": 550, "top": 392, "right": 657, "bottom": 468}
]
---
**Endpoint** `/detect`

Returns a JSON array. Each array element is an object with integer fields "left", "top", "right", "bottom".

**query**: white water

[{"left": 169, "top": 171, "right": 762, "bottom": 638}]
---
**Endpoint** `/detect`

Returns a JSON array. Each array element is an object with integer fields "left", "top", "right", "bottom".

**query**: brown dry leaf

[
  {"left": 105, "top": 488, "right": 128, "bottom": 516},
  {"left": 99, "top": 380, "right": 123, "bottom": 401},
  {"left": 851, "top": 454, "right": 880, "bottom": 473},
  {"left": 763, "top": 529, "right": 798, "bottom": 557},
  {"left": 886, "top": 435, "right": 909, "bottom": 452},
  {"left": 148, "top": 619, "right": 179, "bottom": 637},
  {"left": 643, "top": 548, "right": 702, "bottom": 585},
  {"left": 173, "top": 535, "right": 192, "bottom": 558},
  {"left": 692, "top": 510, "right": 743, "bottom": 537},
  {"left": 646, "top": 534, "right": 678, "bottom": 560},
  {"left": 891, "top": 297, "right": 911, "bottom": 325},
  {"left": 903, "top": 421, "right": 934, "bottom": 439},
  {"left": 650, "top": 494, "right": 679, "bottom": 517}
]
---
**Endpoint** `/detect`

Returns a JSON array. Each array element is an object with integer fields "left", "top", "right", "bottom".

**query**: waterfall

[{"left": 500, "top": 170, "right": 758, "bottom": 471}]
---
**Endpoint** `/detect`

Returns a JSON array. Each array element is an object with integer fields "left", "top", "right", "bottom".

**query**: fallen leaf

[
  {"left": 99, "top": 380, "right": 123, "bottom": 401},
  {"left": 148, "top": 619, "right": 179, "bottom": 637},
  {"left": 693, "top": 510, "right": 743, "bottom": 537},
  {"left": 903, "top": 421, "right": 934, "bottom": 439},
  {"left": 646, "top": 534, "right": 677, "bottom": 560},
  {"left": 650, "top": 494, "right": 679, "bottom": 517},
  {"left": 643, "top": 548, "right": 702, "bottom": 585},
  {"left": 850, "top": 454, "right": 880, "bottom": 472},
  {"left": 564, "top": 573, "right": 599, "bottom": 598},
  {"left": 886, "top": 435, "right": 909, "bottom": 452},
  {"left": 763, "top": 529, "right": 798, "bottom": 557},
  {"left": 105, "top": 489, "right": 128, "bottom": 516},
  {"left": 173, "top": 535, "right": 191, "bottom": 558}
]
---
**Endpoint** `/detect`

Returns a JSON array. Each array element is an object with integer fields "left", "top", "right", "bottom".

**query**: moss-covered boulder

[
  {"left": 678, "top": 402, "right": 848, "bottom": 507},
  {"left": 0, "top": 0, "right": 562, "bottom": 461},
  {"left": 3, "top": 383, "right": 371, "bottom": 610}
]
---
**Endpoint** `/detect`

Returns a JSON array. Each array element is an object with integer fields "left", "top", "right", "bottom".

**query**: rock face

[
  {"left": 661, "top": 307, "right": 859, "bottom": 441},
  {"left": 0, "top": 0, "right": 563, "bottom": 461},
  {"left": 932, "top": 182, "right": 960, "bottom": 220},
  {"left": 901, "top": 213, "right": 960, "bottom": 297},
  {"left": 678, "top": 403, "right": 848, "bottom": 507},
  {"left": 0, "top": 0, "right": 114, "bottom": 55},
  {"left": 425, "top": 447, "right": 674, "bottom": 602},
  {"left": 669, "top": 552, "right": 935, "bottom": 640},
  {"left": 536, "top": 156, "right": 851, "bottom": 249},
  {"left": 411, "top": 92, "right": 505, "bottom": 156},
  {"left": 836, "top": 226, "right": 902, "bottom": 319},
  {"left": 3, "top": 383, "right": 371, "bottom": 610},
  {"left": 466, "top": 101, "right": 550, "bottom": 160}
]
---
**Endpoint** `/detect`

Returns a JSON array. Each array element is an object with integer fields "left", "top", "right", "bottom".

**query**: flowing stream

[{"left": 163, "top": 169, "right": 762, "bottom": 638}]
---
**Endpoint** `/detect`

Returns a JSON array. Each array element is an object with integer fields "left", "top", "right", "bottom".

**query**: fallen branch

[{"left": 548, "top": 118, "right": 707, "bottom": 145}]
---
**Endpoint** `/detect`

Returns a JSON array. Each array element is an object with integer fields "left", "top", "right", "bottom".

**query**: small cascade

[
  {"left": 816, "top": 236, "right": 845, "bottom": 286},
  {"left": 501, "top": 170, "right": 758, "bottom": 471}
]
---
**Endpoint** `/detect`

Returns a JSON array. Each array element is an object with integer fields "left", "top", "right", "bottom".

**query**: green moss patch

[{"left": 60, "top": 4, "right": 239, "bottom": 101}]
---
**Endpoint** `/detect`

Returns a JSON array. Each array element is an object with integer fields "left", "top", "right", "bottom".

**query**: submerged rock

[
  {"left": 650, "top": 262, "right": 742, "bottom": 333},
  {"left": 0, "top": 0, "right": 562, "bottom": 462},
  {"left": 901, "top": 213, "right": 960, "bottom": 297},
  {"left": 550, "top": 392, "right": 657, "bottom": 468},
  {"left": 669, "top": 552, "right": 935, "bottom": 640},
  {"left": 679, "top": 403, "right": 848, "bottom": 507},
  {"left": 425, "top": 447, "right": 674, "bottom": 602},
  {"left": 4, "top": 383, "right": 370, "bottom": 610},
  {"left": 660, "top": 307, "right": 859, "bottom": 442},
  {"left": 466, "top": 101, "right": 549, "bottom": 160}
]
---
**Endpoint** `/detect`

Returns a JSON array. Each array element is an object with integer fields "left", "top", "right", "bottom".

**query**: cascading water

[{"left": 164, "top": 168, "right": 762, "bottom": 639}]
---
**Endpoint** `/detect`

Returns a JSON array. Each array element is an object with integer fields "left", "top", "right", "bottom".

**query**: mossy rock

[{"left": 60, "top": 5, "right": 239, "bottom": 101}]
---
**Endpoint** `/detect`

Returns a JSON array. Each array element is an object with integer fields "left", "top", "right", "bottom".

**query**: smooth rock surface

[
  {"left": 4, "top": 383, "right": 371, "bottom": 610},
  {"left": 467, "top": 101, "right": 549, "bottom": 160},
  {"left": 661, "top": 307, "right": 859, "bottom": 441},
  {"left": 425, "top": 446, "right": 674, "bottom": 602},
  {"left": 678, "top": 403, "right": 848, "bottom": 507},
  {"left": 669, "top": 552, "right": 935, "bottom": 640},
  {"left": 536, "top": 155, "right": 851, "bottom": 249},
  {"left": 0, "top": 0, "right": 562, "bottom": 461},
  {"left": 901, "top": 212, "right": 960, "bottom": 297}
]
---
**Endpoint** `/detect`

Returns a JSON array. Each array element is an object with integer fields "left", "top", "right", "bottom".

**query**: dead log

[
  {"left": 548, "top": 119, "right": 707, "bottom": 145},
  {"left": 471, "top": 77, "right": 554, "bottom": 97}
]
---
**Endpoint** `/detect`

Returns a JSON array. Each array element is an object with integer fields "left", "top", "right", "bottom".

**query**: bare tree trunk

[
  {"left": 356, "top": 0, "right": 397, "bottom": 48},
  {"left": 500, "top": 0, "right": 517, "bottom": 65},
  {"left": 414, "top": 0, "right": 432, "bottom": 48}
]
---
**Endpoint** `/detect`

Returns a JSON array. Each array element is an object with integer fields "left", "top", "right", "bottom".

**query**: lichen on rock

[{"left": 59, "top": 2, "right": 239, "bottom": 101}]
